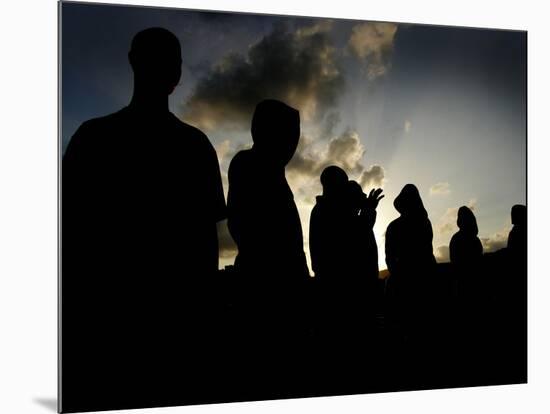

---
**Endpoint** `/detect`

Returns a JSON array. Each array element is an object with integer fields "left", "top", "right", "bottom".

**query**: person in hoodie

[
  {"left": 450, "top": 206, "right": 483, "bottom": 268},
  {"left": 227, "top": 99, "right": 309, "bottom": 282},
  {"left": 449, "top": 206, "right": 484, "bottom": 302},
  {"left": 309, "top": 165, "right": 350, "bottom": 281},
  {"left": 226, "top": 99, "right": 310, "bottom": 393},
  {"left": 309, "top": 171, "right": 383, "bottom": 351},
  {"left": 449, "top": 205, "right": 485, "bottom": 344},
  {"left": 385, "top": 184, "right": 436, "bottom": 338}
]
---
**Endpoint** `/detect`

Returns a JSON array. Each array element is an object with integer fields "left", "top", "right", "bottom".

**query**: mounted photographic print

[{"left": 60, "top": 1, "right": 527, "bottom": 412}]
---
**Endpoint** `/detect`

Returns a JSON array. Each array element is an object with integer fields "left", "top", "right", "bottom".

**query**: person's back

[
  {"left": 61, "top": 28, "right": 226, "bottom": 411},
  {"left": 64, "top": 107, "right": 224, "bottom": 277}
]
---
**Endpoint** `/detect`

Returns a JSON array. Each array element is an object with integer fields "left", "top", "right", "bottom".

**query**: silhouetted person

[
  {"left": 450, "top": 206, "right": 483, "bottom": 269},
  {"left": 308, "top": 166, "right": 350, "bottom": 355},
  {"left": 450, "top": 206, "right": 484, "bottom": 304},
  {"left": 448, "top": 206, "right": 485, "bottom": 360},
  {"left": 508, "top": 204, "right": 527, "bottom": 260},
  {"left": 347, "top": 182, "right": 384, "bottom": 329},
  {"left": 62, "top": 28, "right": 226, "bottom": 411},
  {"left": 505, "top": 204, "right": 527, "bottom": 379},
  {"left": 226, "top": 99, "right": 310, "bottom": 396},
  {"left": 227, "top": 99, "right": 309, "bottom": 281},
  {"left": 309, "top": 173, "right": 384, "bottom": 373},
  {"left": 347, "top": 181, "right": 384, "bottom": 283},
  {"left": 385, "top": 184, "right": 436, "bottom": 341},
  {"left": 310, "top": 172, "right": 383, "bottom": 282},
  {"left": 309, "top": 166, "right": 349, "bottom": 280}
]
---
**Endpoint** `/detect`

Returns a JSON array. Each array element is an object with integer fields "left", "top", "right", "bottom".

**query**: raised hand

[{"left": 364, "top": 188, "right": 384, "bottom": 210}]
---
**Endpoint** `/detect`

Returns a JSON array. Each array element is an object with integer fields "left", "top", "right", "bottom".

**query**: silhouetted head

[
  {"left": 457, "top": 206, "right": 478, "bottom": 235},
  {"left": 394, "top": 184, "right": 427, "bottom": 218},
  {"left": 251, "top": 99, "right": 300, "bottom": 166},
  {"left": 320, "top": 166, "right": 348, "bottom": 198},
  {"left": 129, "top": 28, "right": 182, "bottom": 96},
  {"left": 347, "top": 180, "right": 365, "bottom": 208},
  {"left": 511, "top": 204, "right": 527, "bottom": 226}
]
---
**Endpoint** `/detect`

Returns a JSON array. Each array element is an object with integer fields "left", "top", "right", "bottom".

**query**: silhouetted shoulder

[
  {"left": 64, "top": 110, "right": 129, "bottom": 158},
  {"left": 228, "top": 149, "right": 255, "bottom": 177},
  {"left": 169, "top": 114, "right": 209, "bottom": 140},
  {"left": 386, "top": 217, "right": 400, "bottom": 234}
]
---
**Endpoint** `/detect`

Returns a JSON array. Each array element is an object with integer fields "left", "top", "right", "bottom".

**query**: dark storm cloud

[
  {"left": 288, "top": 129, "right": 364, "bottom": 179},
  {"left": 287, "top": 129, "right": 385, "bottom": 189},
  {"left": 183, "top": 21, "right": 345, "bottom": 130}
]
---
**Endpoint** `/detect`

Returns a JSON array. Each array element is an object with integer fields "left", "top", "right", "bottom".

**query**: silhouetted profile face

[
  {"left": 251, "top": 99, "right": 300, "bottom": 167},
  {"left": 394, "top": 184, "right": 427, "bottom": 217},
  {"left": 129, "top": 27, "right": 182, "bottom": 96},
  {"left": 457, "top": 206, "right": 478, "bottom": 235},
  {"left": 511, "top": 204, "right": 527, "bottom": 226},
  {"left": 347, "top": 180, "right": 365, "bottom": 208},
  {"left": 320, "top": 166, "right": 348, "bottom": 198}
]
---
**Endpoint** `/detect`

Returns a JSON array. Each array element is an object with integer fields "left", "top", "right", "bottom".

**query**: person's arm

[
  {"left": 309, "top": 206, "right": 323, "bottom": 277},
  {"left": 203, "top": 136, "right": 227, "bottom": 224},
  {"left": 359, "top": 208, "right": 377, "bottom": 229},
  {"left": 227, "top": 155, "right": 256, "bottom": 252},
  {"left": 360, "top": 188, "right": 384, "bottom": 228}
]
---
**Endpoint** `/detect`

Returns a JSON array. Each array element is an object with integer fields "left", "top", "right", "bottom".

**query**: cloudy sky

[{"left": 61, "top": 2, "right": 526, "bottom": 272}]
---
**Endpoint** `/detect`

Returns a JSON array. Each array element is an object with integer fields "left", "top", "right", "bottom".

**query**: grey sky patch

[
  {"left": 430, "top": 182, "right": 451, "bottom": 196},
  {"left": 288, "top": 129, "right": 368, "bottom": 180},
  {"left": 480, "top": 228, "right": 510, "bottom": 253}
]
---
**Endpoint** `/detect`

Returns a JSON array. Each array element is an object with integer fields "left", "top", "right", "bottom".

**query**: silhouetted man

[{"left": 62, "top": 28, "right": 226, "bottom": 411}]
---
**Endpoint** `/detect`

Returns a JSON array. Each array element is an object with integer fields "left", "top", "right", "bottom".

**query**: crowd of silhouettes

[{"left": 61, "top": 27, "right": 527, "bottom": 413}]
